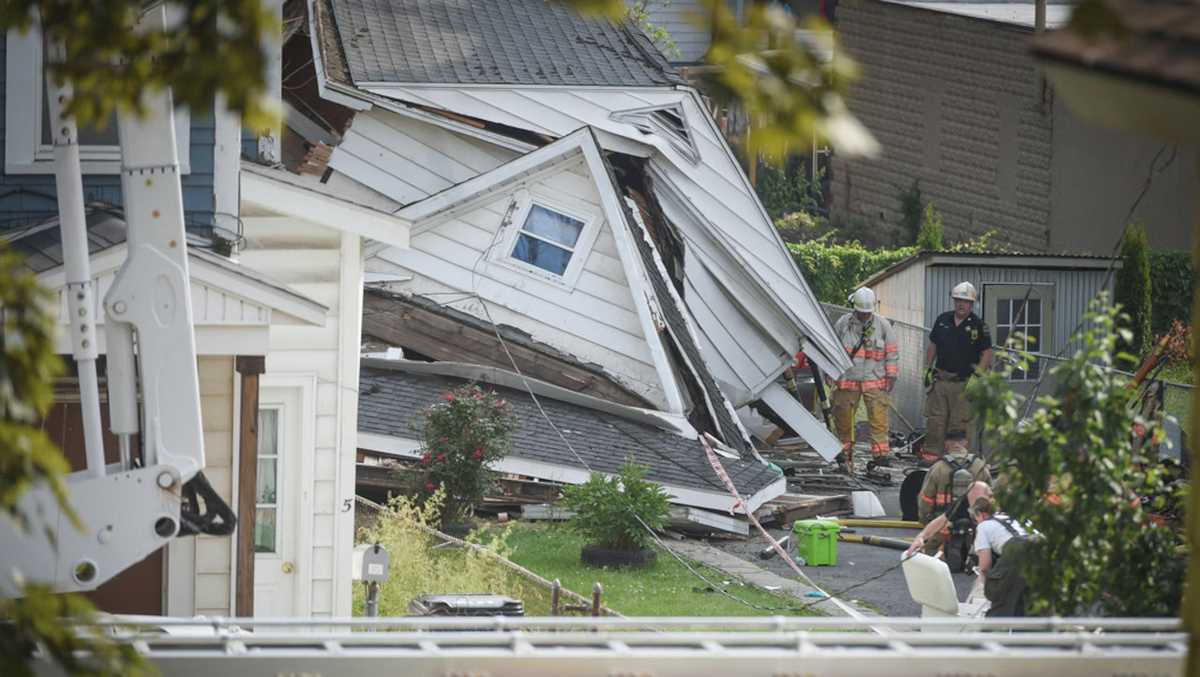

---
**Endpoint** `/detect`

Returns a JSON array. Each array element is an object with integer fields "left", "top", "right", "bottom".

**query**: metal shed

[{"left": 858, "top": 251, "right": 1120, "bottom": 433}]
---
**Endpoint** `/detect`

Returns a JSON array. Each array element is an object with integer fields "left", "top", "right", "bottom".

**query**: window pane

[
  {"left": 254, "top": 509, "right": 277, "bottom": 553},
  {"left": 258, "top": 409, "right": 279, "bottom": 458},
  {"left": 522, "top": 205, "right": 583, "bottom": 247},
  {"left": 256, "top": 458, "right": 278, "bottom": 504},
  {"left": 1014, "top": 299, "right": 1031, "bottom": 325},
  {"left": 1026, "top": 326, "right": 1041, "bottom": 352},
  {"left": 996, "top": 326, "right": 1010, "bottom": 347},
  {"left": 996, "top": 299, "right": 1010, "bottom": 325},
  {"left": 512, "top": 234, "right": 573, "bottom": 276},
  {"left": 1027, "top": 299, "right": 1041, "bottom": 324}
]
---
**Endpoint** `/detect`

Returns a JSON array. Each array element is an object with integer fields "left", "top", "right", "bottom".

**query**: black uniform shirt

[{"left": 930, "top": 311, "right": 992, "bottom": 378}]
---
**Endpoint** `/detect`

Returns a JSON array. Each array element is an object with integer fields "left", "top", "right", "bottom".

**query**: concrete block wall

[{"left": 830, "top": 0, "right": 1052, "bottom": 252}]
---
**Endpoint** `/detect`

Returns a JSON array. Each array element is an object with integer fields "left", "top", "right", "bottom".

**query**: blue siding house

[{"left": 0, "top": 29, "right": 217, "bottom": 234}]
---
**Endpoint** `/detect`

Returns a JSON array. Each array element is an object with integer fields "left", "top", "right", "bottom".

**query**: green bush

[
  {"left": 1149, "top": 250, "right": 1192, "bottom": 336},
  {"left": 968, "top": 297, "right": 1185, "bottom": 616},
  {"left": 787, "top": 239, "right": 917, "bottom": 305},
  {"left": 1115, "top": 223, "right": 1153, "bottom": 359},
  {"left": 916, "top": 202, "right": 944, "bottom": 251},
  {"left": 418, "top": 384, "right": 515, "bottom": 525},
  {"left": 562, "top": 461, "right": 670, "bottom": 552},
  {"left": 354, "top": 491, "right": 547, "bottom": 615}
]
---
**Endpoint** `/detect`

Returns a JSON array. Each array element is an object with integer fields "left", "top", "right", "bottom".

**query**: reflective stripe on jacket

[{"left": 833, "top": 313, "right": 899, "bottom": 390}]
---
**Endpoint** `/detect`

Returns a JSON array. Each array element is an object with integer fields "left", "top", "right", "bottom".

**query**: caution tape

[{"left": 700, "top": 433, "right": 867, "bottom": 621}]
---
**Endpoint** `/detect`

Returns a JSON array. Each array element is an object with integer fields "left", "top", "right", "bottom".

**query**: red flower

[
  {"left": 425, "top": 482, "right": 436, "bottom": 493},
  {"left": 436, "top": 453, "right": 446, "bottom": 463},
  {"left": 420, "top": 453, "right": 431, "bottom": 466},
  {"left": 473, "top": 448, "right": 483, "bottom": 460},
  {"left": 443, "top": 393, "right": 455, "bottom": 402}
]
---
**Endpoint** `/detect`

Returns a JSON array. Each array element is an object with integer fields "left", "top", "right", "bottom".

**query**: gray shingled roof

[
  {"left": 328, "top": 0, "right": 684, "bottom": 87},
  {"left": 358, "top": 366, "right": 782, "bottom": 497}
]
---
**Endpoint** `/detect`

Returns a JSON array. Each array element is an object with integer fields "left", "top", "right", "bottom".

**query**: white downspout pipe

[{"left": 45, "top": 38, "right": 105, "bottom": 478}]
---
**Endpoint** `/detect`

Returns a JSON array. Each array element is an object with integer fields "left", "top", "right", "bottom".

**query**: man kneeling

[{"left": 970, "top": 496, "right": 1031, "bottom": 617}]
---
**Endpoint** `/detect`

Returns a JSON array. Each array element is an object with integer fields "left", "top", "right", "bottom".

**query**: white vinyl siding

[
  {"left": 330, "top": 109, "right": 518, "bottom": 205},
  {"left": 350, "top": 83, "right": 839, "bottom": 377},
  {"left": 240, "top": 211, "right": 360, "bottom": 617},
  {"left": 194, "top": 356, "right": 235, "bottom": 617},
  {"left": 374, "top": 157, "right": 664, "bottom": 407}
]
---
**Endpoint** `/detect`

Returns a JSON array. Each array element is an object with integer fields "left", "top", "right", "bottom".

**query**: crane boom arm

[{"left": 0, "top": 6, "right": 233, "bottom": 598}]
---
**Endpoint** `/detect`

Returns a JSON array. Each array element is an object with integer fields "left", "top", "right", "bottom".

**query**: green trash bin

[{"left": 792, "top": 519, "right": 840, "bottom": 566}]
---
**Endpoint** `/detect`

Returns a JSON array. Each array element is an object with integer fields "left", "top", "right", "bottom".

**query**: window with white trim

[
  {"left": 496, "top": 191, "right": 600, "bottom": 289},
  {"left": 5, "top": 27, "right": 191, "bottom": 175},
  {"left": 994, "top": 296, "right": 1043, "bottom": 381},
  {"left": 254, "top": 408, "right": 281, "bottom": 553},
  {"left": 511, "top": 204, "right": 585, "bottom": 276}
]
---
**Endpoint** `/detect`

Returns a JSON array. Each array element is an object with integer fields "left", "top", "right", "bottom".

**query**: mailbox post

[{"left": 352, "top": 543, "right": 390, "bottom": 617}]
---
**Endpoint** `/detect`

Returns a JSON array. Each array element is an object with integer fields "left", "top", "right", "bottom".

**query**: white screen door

[{"left": 253, "top": 388, "right": 300, "bottom": 616}]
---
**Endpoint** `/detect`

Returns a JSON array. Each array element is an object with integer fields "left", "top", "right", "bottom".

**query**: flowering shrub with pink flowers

[{"left": 418, "top": 384, "right": 515, "bottom": 525}]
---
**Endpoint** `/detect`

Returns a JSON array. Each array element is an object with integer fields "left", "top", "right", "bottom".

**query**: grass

[
  {"left": 1157, "top": 362, "right": 1193, "bottom": 435},
  {"left": 505, "top": 523, "right": 818, "bottom": 616}
]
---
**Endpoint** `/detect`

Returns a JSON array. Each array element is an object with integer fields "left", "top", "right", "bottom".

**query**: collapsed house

[{"left": 282, "top": 0, "right": 850, "bottom": 509}]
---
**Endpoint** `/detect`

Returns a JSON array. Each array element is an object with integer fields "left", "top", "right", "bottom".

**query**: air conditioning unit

[{"left": 408, "top": 594, "right": 525, "bottom": 617}]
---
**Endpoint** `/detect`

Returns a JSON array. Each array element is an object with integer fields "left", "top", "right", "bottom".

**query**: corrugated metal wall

[{"left": 924, "top": 264, "right": 1114, "bottom": 357}]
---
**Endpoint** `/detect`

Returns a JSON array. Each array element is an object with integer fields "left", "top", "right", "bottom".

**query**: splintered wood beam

[{"left": 361, "top": 295, "right": 653, "bottom": 408}]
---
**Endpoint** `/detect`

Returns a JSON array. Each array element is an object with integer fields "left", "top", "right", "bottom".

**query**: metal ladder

[{"left": 53, "top": 616, "right": 1184, "bottom": 677}]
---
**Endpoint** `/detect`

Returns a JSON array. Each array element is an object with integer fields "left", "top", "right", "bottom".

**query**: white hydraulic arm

[{"left": 0, "top": 6, "right": 234, "bottom": 598}]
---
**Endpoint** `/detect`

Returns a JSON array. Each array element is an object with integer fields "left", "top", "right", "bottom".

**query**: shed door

[{"left": 983, "top": 284, "right": 1054, "bottom": 381}]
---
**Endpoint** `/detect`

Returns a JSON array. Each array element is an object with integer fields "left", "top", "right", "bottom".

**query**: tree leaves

[
  {"left": 554, "top": 0, "right": 878, "bottom": 161},
  {"left": 968, "top": 296, "right": 1185, "bottom": 616},
  {"left": 2, "top": 0, "right": 278, "bottom": 130}
]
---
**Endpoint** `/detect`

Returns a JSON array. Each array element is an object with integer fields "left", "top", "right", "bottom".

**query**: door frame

[{"left": 249, "top": 372, "right": 316, "bottom": 617}]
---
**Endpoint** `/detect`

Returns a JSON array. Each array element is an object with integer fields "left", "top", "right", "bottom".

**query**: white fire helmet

[
  {"left": 849, "top": 287, "right": 876, "bottom": 313},
  {"left": 951, "top": 281, "right": 978, "bottom": 302}
]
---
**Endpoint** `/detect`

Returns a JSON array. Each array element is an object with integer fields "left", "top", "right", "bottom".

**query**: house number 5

[{"left": 342, "top": 499, "right": 352, "bottom": 513}]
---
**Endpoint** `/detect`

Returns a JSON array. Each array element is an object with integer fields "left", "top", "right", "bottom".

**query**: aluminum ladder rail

[{"left": 34, "top": 616, "right": 1185, "bottom": 677}]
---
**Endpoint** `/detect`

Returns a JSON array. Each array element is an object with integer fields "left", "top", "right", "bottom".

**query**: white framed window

[
  {"left": 5, "top": 27, "right": 191, "bottom": 175},
  {"left": 989, "top": 287, "right": 1051, "bottom": 382},
  {"left": 254, "top": 407, "right": 282, "bottom": 554},
  {"left": 493, "top": 190, "right": 600, "bottom": 289}
]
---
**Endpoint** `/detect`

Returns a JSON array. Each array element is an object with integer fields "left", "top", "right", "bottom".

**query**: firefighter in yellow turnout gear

[{"left": 831, "top": 288, "right": 899, "bottom": 468}]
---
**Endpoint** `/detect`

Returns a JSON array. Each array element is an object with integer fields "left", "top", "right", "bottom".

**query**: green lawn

[{"left": 505, "top": 523, "right": 817, "bottom": 616}]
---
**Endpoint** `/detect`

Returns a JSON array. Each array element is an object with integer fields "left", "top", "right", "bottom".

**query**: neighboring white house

[
  {"left": 7, "top": 131, "right": 409, "bottom": 623},
  {"left": 290, "top": 0, "right": 849, "bottom": 468}
]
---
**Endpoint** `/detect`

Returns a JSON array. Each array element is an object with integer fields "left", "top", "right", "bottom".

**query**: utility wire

[{"left": 1016, "top": 144, "right": 1178, "bottom": 420}]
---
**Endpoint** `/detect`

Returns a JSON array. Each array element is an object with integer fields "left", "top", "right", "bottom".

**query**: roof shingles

[
  {"left": 329, "top": 0, "right": 684, "bottom": 87},
  {"left": 358, "top": 366, "right": 781, "bottom": 497}
]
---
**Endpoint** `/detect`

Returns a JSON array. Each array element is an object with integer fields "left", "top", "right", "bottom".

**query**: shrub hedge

[
  {"left": 787, "top": 240, "right": 916, "bottom": 305},
  {"left": 1149, "top": 250, "right": 1192, "bottom": 336}
]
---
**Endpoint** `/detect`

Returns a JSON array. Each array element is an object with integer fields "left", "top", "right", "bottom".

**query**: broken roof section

[
  {"left": 310, "top": 0, "right": 850, "bottom": 378},
  {"left": 357, "top": 359, "right": 785, "bottom": 514},
  {"left": 300, "top": 0, "right": 845, "bottom": 461},
  {"left": 327, "top": 0, "right": 684, "bottom": 87}
]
